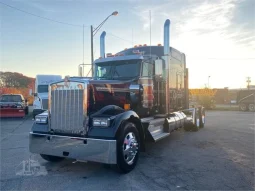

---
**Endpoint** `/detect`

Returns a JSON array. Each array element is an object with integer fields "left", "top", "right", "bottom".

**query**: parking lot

[{"left": 1, "top": 111, "right": 254, "bottom": 190}]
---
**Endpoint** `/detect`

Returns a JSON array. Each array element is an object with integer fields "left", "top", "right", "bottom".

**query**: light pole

[
  {"left": 91, "top": 11, "right": 118, "bottom": 76},
  {"left": 246, "top": 77, "right": 251, "bottom": 89},
  {"left": 208, "top": 76, "right": 211, "bottom": 88}
]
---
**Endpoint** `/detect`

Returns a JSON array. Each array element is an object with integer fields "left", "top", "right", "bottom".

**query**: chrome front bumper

[{"left": 29, "top": 132, "right": 117, "bottom": 164}]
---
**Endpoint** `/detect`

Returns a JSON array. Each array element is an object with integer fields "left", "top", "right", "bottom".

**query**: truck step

[
  {"left": 152, "top": 132, "right": 170, "bottom": 142},
  {"left": 145, "top": 118, "right": 167, "bottom": 142}
]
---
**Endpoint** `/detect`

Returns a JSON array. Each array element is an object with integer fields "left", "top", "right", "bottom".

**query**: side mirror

[
  {"left": 155, "top": 59, "right": 163, "bottom": 78},
  {"left": 25, "top": 99, "right": 28, "bottom": 103},
  {"left": 33, "top": 93, "right": 38, "bottom": 97}
]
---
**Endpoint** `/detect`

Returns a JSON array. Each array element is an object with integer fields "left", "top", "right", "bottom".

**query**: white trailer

[{"left": 32, "top": 75, "right": 62, "bottom": 118}]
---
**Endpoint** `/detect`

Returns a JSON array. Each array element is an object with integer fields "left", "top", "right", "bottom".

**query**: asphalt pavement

[{"left": 1, "top": 111, "right": 254, "bottom": 190}]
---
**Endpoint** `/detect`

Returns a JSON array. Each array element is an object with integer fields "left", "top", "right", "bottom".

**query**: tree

[
  {"left": 0, "top": 72, "right": 35, "bottom": 105},
  {"left": 0, "top": 72, "right": 34, "bottom": 88}
]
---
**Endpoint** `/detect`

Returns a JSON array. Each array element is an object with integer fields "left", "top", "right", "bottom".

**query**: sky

[{"left": 1, "top": 0, "right": 255, "bottom": 89}]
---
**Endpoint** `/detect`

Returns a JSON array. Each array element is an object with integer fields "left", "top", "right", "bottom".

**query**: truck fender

[
  {"left": 88, "top": 105, "right": 145, "bottom": 151},
  {"left": 113, "top": 110, "right": 146, "bottom": 151}
]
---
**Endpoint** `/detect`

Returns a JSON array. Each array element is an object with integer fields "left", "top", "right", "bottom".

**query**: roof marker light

[{"left": 106, "top": 53, "right": 114, "bottom": 57}]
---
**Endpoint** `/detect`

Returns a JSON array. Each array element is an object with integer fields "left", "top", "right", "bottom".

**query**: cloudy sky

[{"left": 1, "top": 0, "right": 255, "bottom": 88}]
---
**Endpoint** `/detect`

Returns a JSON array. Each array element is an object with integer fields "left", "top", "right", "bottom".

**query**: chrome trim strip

[{"left": 29, "top": 132, "right": 115, "bottom": 142}]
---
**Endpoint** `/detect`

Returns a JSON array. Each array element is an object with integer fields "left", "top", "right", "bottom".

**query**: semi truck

[
  {"left": 237, "top": 89, "right": 255, "bottom": 111},
  {"left": 31, "top": 75, "right": 62, "bottom": 118},
  {"left": 29, "top": 19, "right": 205, "bottom": 173}
]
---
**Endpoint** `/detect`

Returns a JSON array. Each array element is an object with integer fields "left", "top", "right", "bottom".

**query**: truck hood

[{"left": 88, "top": 80, "right": 132, "bottom": 114}]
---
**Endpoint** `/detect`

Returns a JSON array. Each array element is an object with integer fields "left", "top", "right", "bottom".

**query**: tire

[
  {"left": 40, "top": 154, "right": 64, "bottom": 162},
  {"left": 193, "top": 117, "right": 199, "bottom": 131},
  {"left": 200, "top": 115, "right": 205, "bottom": 128},
  {"left": 32, "top": 111, "right": 36, "bottom": 119},
  {"left": 116, "top": 122, "right": 140, "bottom": 173},
  {"left": 25, "top": 107, "right": 29, "bottom": 115},
  {"left": 239, "top": 103, "right": 247, "bottom": 111},
  {"left": 248, "top": 104, "right": 255, "bottom": 112}
]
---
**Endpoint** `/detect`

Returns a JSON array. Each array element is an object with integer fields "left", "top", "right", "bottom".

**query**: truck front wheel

[
  {"left": 40, "top": 154, "right": 64, "bottom": 162},
  {"left": 116, "top": 122, "right": 140, "bottom": 173}
]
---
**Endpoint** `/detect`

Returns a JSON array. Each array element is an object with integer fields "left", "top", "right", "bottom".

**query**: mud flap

[
  {"left": 199, "top": 107, "right": 205, "bottom": 128},
  {"left": 183, "top": 107, "right": 205, "bottom": 131}
]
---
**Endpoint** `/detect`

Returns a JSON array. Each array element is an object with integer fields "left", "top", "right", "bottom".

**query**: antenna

[
  {"left": 149, "top": 10, "right": 152, "bottom": 58},
  {"left": 247, "top": 77, "right": 251, "bottom": 89},
  {"left": 83, "top": 24, "right": 85, "bottom": 76},
  {"left": 132, "top": 28, "right": 133, "bottom": 46}
]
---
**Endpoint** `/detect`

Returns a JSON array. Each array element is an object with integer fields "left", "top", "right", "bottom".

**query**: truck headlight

[
  {"left": 93, "top": 118, "right": 110, "bottom": 127},
  {"left": 35, "top": 115, "right": 48, "bottom": 124}
]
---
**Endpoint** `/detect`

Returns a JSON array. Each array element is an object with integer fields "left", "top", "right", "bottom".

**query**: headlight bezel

[{"left": 35, "top": 112, "right": 48, "bottom": 124}]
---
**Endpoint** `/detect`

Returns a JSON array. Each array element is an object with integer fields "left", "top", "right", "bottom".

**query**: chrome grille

[
  {"left": 50, "top": 89, "right": 84, "bottom": 134},
  {"left": 42, "top": 99, "right": 48, "bottom": 109}
]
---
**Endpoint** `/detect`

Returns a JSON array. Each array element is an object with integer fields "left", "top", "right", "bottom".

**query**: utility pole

[
  {"left": 246, "top": 77, "right": 251, "bottom": 89},
  {"left": 208, "top": 76, "right": 211, "bottom": 89},
  {"left": 90, "top": 11, "right": 118, "bottom": 77}
]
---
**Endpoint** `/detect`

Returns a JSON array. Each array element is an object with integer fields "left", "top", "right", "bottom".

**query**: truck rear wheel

[
  {"left": 248, "top": 104, "right": 255, "bottom": 112},
  {"left": 199, "top": 115, "right": 205, "bottom": 128},
  {"left": 116, "top": 122, "right": 140, "bottom": 173},
  {"left": 239, "top": 104, "right": 247, "bottom": 111},
  {"left": 40, "top": 154, "right": 64, "bottom": 162},
  {"left": 193, "top": 117, "right": 199, "bottom": 131}
]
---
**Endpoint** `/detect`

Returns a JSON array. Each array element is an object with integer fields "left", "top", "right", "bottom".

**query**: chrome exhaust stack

[
  {"left": 163, "top": 19, "right": 170, "bottom": 114},
  {"left": 164, "top": 19, "right": 170, "bottom": 56},
  {"left": 100, "top": 31, "right": 106, "bottom": 58}
]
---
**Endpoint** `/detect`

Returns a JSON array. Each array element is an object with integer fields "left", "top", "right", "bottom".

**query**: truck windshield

[
  {"left": 0, "top": 95, "right": 22, "bottom": 102},
  {"left": 95, "top": 60, "right": 141, "bottom": 80},
  {"left": 38, "top": 85, "right": 49, "bottom": 93}
]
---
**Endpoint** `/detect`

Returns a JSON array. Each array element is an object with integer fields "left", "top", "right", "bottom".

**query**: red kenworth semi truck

[{"left": 29, "top": 19, "right": 205, "bottom": 173}]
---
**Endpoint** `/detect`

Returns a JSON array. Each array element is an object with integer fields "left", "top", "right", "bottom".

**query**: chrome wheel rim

[
  {"left": 122, "top": 132, "right": 138, "bottom": 165},
  {"left": 249, "top": 104, "right": 255, "bottom": 111},
  {"left": 240, "top": 104, "right": 246, "bottom": 111}
]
